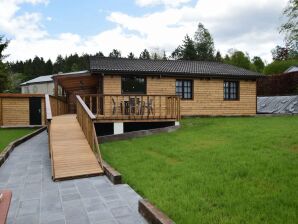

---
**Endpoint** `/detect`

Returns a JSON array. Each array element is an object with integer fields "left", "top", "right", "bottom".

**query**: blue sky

[{"left": 0, "top": 0, "right": 287, "bottom": 62}]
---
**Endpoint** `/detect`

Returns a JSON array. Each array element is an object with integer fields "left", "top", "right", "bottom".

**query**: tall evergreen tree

[
  {"left": 127, "top": 52, "right": 135, "bottom": 59},
  {"left": 172, "top": 23, "right": 215, "bottom": 61},
  {"left": 172, "top": 35, "right": 197, "bottom": 60},
  {"left": 109, "top": 49, "right": 121, "bottom": 58},
  {"left": 215, "top": 51, "right": 223, "bottom": 62},
  {"left": 95, "top": 51, "right": 104, "bottom": 57},
  {"left": 53, "top": 55, "right": 65, "bottom": 73},
  {"left": 45, "top": 59, "right": 53, "bottom": 75},
  {"left": 139, "top": 49, "right": 151, "bottom": 59},
  {"left": 162, "top": 51, "right": 167, "bottom": 60},
  {"left": 194, "top": 23, "right": 215, "bottom": 61}
]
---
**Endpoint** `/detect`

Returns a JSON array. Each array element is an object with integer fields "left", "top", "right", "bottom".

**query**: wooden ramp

[{"left": 50, "top": 114, "right": 103, "bottom": 181}]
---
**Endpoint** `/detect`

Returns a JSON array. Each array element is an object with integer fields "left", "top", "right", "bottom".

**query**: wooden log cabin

[
  {"left": 0, "top": 57, "right": 262, "bottom": 180},
  {"left": 48, "top": 57, "right": 262, "bottom": 135},
  {"left": 1, "top": 57, "right": 262, "bottom": 132}
]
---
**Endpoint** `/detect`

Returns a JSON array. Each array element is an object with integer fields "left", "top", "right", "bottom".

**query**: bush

[{"left": 264, "top": 59, "right": 298, "bottom": 75}]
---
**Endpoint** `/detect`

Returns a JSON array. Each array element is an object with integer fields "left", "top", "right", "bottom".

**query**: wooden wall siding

[
  {"left": 103, "top": 75, "right": 121, "bottom": 95},
  {"left": 103, "top": 75, "right": 256, "bottom": 116},
  {"left": 2, "top": 98, "right": 29, "bottom": 125},
  {"left": 0, "top": 96, "right": 46, "bottom": 126},
  {"left": 148, "top": 77, "right": 256, "bottom": 116}
]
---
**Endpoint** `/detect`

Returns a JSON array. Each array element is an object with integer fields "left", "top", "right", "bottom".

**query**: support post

[{"left": 114, "top": 122, "right": 124, "bottom": 135}]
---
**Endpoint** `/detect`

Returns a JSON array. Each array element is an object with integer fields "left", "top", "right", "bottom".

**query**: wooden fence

[{"left": 257, "top": 72, "right": 298, "bottom": 96}]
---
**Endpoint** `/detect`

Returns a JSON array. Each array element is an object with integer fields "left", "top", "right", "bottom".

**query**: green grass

[
  {"left": 101, "top": 116, "right": 298, "bottom": 224},
  {"left": 0, "top": 128, "right": 37, "bottom": 152}
]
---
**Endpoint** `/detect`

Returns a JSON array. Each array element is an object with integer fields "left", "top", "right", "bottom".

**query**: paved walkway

[{"left": 0, "top": 131, "right": 147, "bottom": 224}]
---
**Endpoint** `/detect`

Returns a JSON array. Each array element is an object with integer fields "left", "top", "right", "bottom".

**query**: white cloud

[
  {"left": 1, "top": 0, "right": 289, "bottom": 63},
  {"left": 46, "top": 16, "right": 52, "bottom": 21},
  {"left": 107, "top": 0, "right": 288, "bottom": 61},
  {"left": 135, "top": 0, "right": 191, "bottom": 8},
  {"left": 0, "top": 0, "right": 49, "bottom": 40}
]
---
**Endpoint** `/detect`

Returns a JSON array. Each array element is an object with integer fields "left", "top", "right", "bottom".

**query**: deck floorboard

[{"left": 50, "top": 114, "right": 103, "bottom": 181}]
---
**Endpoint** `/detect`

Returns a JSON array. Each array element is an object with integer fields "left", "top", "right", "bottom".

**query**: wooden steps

[{"left": 50, "top": 114, "right": 103, "bottom": 181}]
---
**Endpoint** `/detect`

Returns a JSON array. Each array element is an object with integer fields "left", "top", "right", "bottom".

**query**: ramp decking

[{"left": 50, "top": 114, "right": 103, "bottom": 180}]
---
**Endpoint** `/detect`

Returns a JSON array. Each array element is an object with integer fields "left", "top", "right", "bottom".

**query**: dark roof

[{"left": 89, "top": 56, "right": 262, "bottom": 79}]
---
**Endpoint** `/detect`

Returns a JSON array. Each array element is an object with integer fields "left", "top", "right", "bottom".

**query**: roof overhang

[
  {"left": 90, "top": 69, "right": 262, "bottom": 80},
  {"left": 53, "top": 72, "right": 100, "bottom": 92}
]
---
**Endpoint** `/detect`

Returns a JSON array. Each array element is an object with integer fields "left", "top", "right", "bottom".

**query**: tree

[
  {"left": 215, "top": 51, "right": 223, "bottom": 62},
  {"left": 127, "top": 52, "right": 135, "bottom": 59},
  {"left": 172, "top": 35, "right": 197, "bottom": 60},
  {"left": 109, "top": 49, "right": 121, "bottom": 58},
  {"left": 53, "top": 55, "right": 65, "bottom": 73},
  {"left": 45, "top": 59, "right": 53, "bottom": 75},
  {"left": 0, "top": 36, "right": 9, "bottom": 60},
  {"left": 95, "top": 51, "right": 104, "bottom": 57},
  {"left": 224, "top": 50, "right": 251, "bottom": 70},
  {"left": 251, "top": 56, "right": 265, "bottom": 73},
  {"left": 0, "top": 62, "right": 8, "bottom": 92},
  {"left": 0, "top": 35, "right": 9, "bottom": 92},
  {"left": 162, "top": 51, "right": 167, "bottom": 60},
  {"left": 172, "top": 23, "right": 216, "bottom": 61},
  {"left": 194, "top": 23, "right": 215, "bottom": 61},
  {"left": 263, "top": 59, "right": 298, "bottom": 75},
  {"left": 272, "top": 45, "right": 289, "bottom": 60},
  {"left": 139, "top": 49, "right": 151, "bottom": 59},
  {"left": 280, "top": 0, "right": 298, "bottom": 51}
]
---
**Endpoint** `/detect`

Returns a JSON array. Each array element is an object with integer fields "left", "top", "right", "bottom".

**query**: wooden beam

[
  {"left": 45, "top": 94, "right": 52, "bottom": 121},
  {"left": 54, "top": 79, "right": 58, "bottom": 97}
]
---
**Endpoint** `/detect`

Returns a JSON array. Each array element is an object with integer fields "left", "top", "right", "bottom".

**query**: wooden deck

[{"left": 50, "top": 114, "right": 103, "bottom": 181}]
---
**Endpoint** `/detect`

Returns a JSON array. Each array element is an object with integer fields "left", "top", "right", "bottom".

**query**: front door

[{"left": 29, "top": 97, "right": 42, "bottom": 125}]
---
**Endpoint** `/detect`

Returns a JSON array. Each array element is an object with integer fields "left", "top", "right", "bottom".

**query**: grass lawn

[
  {"left": 0, "top": 128, "right": 37, "bottom": 153},
  {"left": 101, "top": 116, "right": 298, "bottom": 224}
]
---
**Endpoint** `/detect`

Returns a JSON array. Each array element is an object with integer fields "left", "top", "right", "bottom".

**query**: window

[
  {"left": 176, "top": 80, "right": 193, "bottom": 99},
  {"left": 121, "top": 76, "right": 146, "bottom": 94},
  {"left": 224, "top": 81, "right": 239, "bottom": 100}
]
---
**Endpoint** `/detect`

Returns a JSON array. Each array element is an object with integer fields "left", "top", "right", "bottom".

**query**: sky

[{"left": 0, "top": 0, "right": 288, "bottom": 63}]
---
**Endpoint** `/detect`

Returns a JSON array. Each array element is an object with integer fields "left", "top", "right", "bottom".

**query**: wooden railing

[
  {"left": 81, "top": 94, "right": 181, "bottom": 121},
  {"left": 45, "top": 94, "right": 54, "bottom": 178},
  {"left": 76, "top": 95, "right": 103, "bottom": 168},
  {"left": 49, "top": 96, "right": 68, "bottom": 116}
]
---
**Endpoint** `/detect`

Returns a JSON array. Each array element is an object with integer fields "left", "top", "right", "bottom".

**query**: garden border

[
  {"left": 139, "top": 199, "right": 175, "bottom": 224},
  {"left": 0, "top": 127, "right": 46, "bottom": 167},
  {"left": 102, "top": 160, "right": 122, "bottom": 184}
]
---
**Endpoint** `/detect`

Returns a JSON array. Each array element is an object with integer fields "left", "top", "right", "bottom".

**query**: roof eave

[
  {"left": 20, "top": 80, "right": 53, "bottom": 86},
  {"left": 90, "top": 69, "right": 261, "bottom": 80}
]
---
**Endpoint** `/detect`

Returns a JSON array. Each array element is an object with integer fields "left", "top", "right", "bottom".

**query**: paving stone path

[{"left": 0, "top": 131, "right": 148, "bottom": 224}]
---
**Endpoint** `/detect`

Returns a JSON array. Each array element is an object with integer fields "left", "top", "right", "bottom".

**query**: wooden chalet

[{"left": 0, "top": 57, "right": 262, "bottom": 180}]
